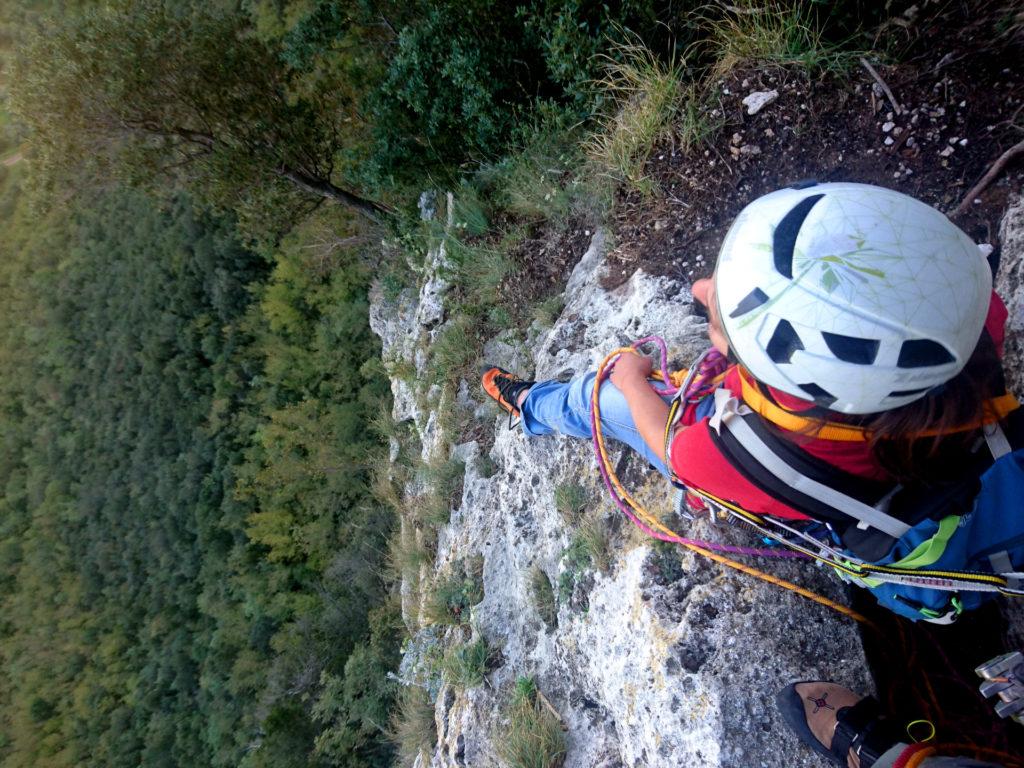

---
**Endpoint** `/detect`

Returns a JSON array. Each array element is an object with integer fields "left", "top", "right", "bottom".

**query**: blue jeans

[{"left": 519, "top": 372, "right": 677, "bottom": 477}]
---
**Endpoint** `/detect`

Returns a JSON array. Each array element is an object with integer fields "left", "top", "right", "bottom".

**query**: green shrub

[{"left": 498, "top": 677, "right": 566, "bottom": 768}]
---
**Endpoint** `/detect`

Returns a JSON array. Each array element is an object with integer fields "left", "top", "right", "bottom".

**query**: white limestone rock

[
  {"left": 742, "top": 89, "right": 780, "bottom": 115},
  {"left": 997, "top": 193, "right": 1024, "bottom": 399},
  {"left": 372, "top": 228, "right": 872, "bottom": 767}
]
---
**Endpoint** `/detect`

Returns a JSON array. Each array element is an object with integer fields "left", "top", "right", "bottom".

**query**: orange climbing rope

[{"left": 592, "top": 345, "right": 873, "bottom": 626}]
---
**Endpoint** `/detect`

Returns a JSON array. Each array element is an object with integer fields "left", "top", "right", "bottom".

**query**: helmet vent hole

[
  {"left": 773, "top": 193, "right": 824, "bottom": 279},
  {"left": 797, "top": 383, "right": 837, "bottom": 408},
  {"left": 766, "top": 319, "right": 804, "bottom": 364},
  {"left": 821, "top": 331, "right": 880, "bottom": 365},
  {"left": 888, "top": 387, "right": 932, "bottom": 398},
  {"left": 729, "top": 287, "right": 769, "bottom": 318},
  {"left": 897, "top": 339, "right": 955, "bottom": 368}
]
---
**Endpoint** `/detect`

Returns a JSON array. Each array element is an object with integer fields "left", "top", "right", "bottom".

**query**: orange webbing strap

[{"left": 737, "top": 367, "right": 1021, "bottom": 443}]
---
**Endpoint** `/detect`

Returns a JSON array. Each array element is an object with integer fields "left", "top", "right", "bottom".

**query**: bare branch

[
  {"left": 952, "top": 138, "right": 1024, "bottom": 216},
  {"left": 860, "top": 58, "right": 902, "bottom": 116}
]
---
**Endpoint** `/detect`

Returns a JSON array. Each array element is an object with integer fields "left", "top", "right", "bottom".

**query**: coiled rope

[{"left": 590, "top": 336, "right": 871, "bottom": 626}]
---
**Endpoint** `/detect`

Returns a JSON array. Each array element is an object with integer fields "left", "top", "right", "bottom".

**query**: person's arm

[{"left": 608, "top": 352, "right": 671, "bottom": 460}]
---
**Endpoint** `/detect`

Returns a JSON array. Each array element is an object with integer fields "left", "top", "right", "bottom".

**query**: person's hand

[{"left": 609, "top": 351, "right": 653, "bottom": 392}]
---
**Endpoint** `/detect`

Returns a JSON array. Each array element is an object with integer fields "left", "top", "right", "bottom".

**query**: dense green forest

[
  {"left": 0, "top": 0, "right": 935, "bottom": 766},
  {"left": 0, "top": 166, "right": 397, "bottom": 765}
]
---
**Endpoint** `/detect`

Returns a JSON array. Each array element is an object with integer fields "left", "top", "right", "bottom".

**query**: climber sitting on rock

[{"left": 482, "top": 181, "right": 1024, "bottom": 625}]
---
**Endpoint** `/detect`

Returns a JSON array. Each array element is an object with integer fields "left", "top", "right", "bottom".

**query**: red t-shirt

[{"left": 667, "top": 291, "right": 1008, "bottom": 517}]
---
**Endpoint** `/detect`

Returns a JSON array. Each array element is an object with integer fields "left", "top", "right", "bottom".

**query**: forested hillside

[{"left": 0, "top": 161, "right": 396, "bottom": 766}]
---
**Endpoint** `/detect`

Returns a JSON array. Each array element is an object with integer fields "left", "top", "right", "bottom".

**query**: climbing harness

[
  {"left": 590, "top": 336, "right": 871, "bottom": 625},
  {"left": 591, "top": 336, "right": 1024, "bottom": 625}
]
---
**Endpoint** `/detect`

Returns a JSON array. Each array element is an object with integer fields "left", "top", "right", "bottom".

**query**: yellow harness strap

[{"left": 736, "top": 367, "right": 1021, "bottom": 443}]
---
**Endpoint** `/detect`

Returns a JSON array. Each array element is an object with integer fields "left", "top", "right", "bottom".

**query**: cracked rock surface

[{"left": 372, "top": 228, "right": 878, "bottom": 768}]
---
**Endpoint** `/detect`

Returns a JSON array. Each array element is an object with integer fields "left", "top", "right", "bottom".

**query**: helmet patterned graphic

[{"left": 715, "top": 182, "right": 991, "bottom": 414}]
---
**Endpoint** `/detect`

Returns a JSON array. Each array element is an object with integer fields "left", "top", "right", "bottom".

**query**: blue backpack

[{"left": 699, "top": 402, "right": 1024, "bottom": 623}]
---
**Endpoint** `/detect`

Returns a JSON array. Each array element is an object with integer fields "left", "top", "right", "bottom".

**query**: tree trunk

[{"left": 277, "top": 168, "right": 390, "bottom": 223}]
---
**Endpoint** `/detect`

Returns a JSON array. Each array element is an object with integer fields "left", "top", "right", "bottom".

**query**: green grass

[
  {"left": 532, "top": 294, "right": 564, "bottom": 328},
  {"left": 390, "top": 685, "right": 437, "bottom": 766},
  {"left": 529, "top": 566, "right": 558, "bottom": 629},
  {"left": 426, "top": 314, "right": 478, "bottom": 388},
  {"left": 440, "top": 637, "right": 491, "bottom": 688},
  {"left": 477, "top": 115, "right": 587, "bottom": 225},
  {"left": 553, "top": 482, "right": 590, "bottom": 524},
  {"left": 422, "top": 569, "right": 484, "bottom": 626},
  {"left": 384, "top": 356, "right": 417, "bottom": 382},
  {"left": 416, "top": 452, "right": 466, "bottom": 525},
  {"left": 447, "top": 236, "right": 512, "bottom": 308},
  {"left": 574, "top": 515, "right": 611, "bottom": 573},
  {"left": 585, "top": 37, "right": 688, "bottom": 194},
  {"left": 498, "top": 678, "right": 566, "bottom": 768},
  {"left": 698, "top": 0, "right": 864, "bottom": 77}
]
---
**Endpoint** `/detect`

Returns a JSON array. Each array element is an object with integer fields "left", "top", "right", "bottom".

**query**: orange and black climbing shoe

[{"left": 480, "top": 366, "right": 535, "bottom": 430}]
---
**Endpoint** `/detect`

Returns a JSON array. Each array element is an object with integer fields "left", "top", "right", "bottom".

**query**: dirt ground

[{"left": 605, "top": 3, "right": 1024, "bottom": 287}]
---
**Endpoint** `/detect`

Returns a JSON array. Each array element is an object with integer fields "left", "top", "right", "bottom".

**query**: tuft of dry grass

[
  {"left": 421, "top": 569, "right": 484, "bottom": 626},
  {"left": 697, "top": 0, "right": 862, "bottom": 78},
  {"left": 529, "top": 565, "right": 558, "bottom": 629},
  {"left": 553, "top": 482, "right": 590, "bottom": 525},
  {"left": 390, "top": 685, "right": 437, "bottom": 766},
  {"left": 497, "top": 677, "right": 567, "bottom": 768},
  {"left": 585, "top": 37, "right": 689, "bottom": 194},
  {"left": 440, "top": 637, "right": 491, "bottom": 689}
]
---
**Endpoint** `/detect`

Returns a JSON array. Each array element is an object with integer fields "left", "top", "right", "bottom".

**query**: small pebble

[
  {"left": 958, "top": 138, "right": 968, "bottom": 146},
  {"left": 884, "top": 137, "right": 895, "bottom": 146},
  {"left": 940, "top": 146, "right": 955, "bottom": 157},
  {"left": 882, "top": 121, "right": 895, "bottom": 133}
]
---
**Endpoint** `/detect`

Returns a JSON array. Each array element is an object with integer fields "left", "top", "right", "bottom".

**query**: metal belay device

[{"left": 977, "top": 651, "right": 1024, "bottom": 727}]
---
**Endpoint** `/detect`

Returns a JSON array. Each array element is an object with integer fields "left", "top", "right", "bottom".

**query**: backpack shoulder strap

[{"left": 710, "top": 391, "right": 912, "bottom": 540}]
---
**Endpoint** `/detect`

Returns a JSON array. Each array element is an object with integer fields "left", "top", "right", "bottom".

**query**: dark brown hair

[{"left": 858, "top": 331, "right": 1005, "bottom": 485}]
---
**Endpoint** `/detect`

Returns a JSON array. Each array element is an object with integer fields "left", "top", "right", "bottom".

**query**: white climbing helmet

[{"left": 714, "top": 182, "right": 992, "bottom": 414}]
